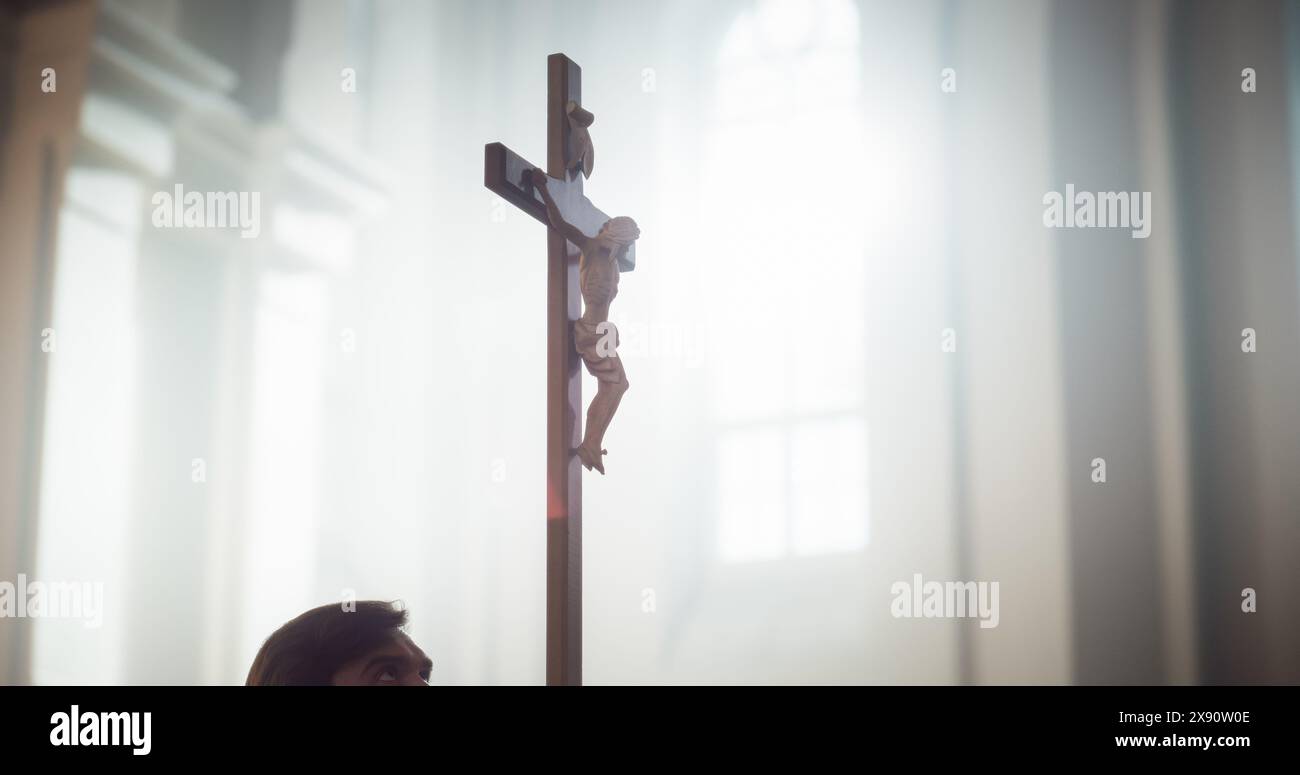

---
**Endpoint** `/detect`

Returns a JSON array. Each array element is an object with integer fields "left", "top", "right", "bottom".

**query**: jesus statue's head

[{"left": 597, "top": 216, "right": 640, "bottom": 261}]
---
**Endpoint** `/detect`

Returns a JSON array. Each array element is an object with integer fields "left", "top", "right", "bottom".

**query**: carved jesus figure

[{"left": 530, "top": 168, "right": 639, "bottom": 475}]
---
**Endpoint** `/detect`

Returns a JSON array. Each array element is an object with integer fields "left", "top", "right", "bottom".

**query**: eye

[{"left": 377, "top": 669, "right": 397, "bottom": 682}]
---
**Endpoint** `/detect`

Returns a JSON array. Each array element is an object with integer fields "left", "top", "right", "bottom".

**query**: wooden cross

[{"left": 483, "top": 53, "right": 632, "bottom": 686}]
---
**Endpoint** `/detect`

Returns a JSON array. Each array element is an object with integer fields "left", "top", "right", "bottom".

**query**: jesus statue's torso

[{"left": 579, "top": 241, "right": 618, "bottom": 323}]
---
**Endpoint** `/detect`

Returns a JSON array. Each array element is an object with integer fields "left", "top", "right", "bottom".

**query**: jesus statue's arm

[{"left": 529, "top": 169, "right": 590, "bottom": 249}]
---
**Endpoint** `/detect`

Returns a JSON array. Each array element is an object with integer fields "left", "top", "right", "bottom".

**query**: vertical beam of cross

[
  {"left": 544, "top": 53, "right": 582, "bottom": 687},
  {"left": 485, "top": 53, "right": 606, "bottom": 686}
]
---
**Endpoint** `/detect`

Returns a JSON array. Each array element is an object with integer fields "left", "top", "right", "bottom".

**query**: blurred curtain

[{"left": 1170, "top": 0, "right": 1300, "bottom": 683}]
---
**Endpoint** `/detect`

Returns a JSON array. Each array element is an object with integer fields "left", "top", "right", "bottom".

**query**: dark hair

[{"left": 246, "top": 600, "right": 409, "bottom": 686}]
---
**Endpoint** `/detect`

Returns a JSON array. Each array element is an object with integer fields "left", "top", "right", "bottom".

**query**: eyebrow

[{"left": 362, "top": 653, "right": 434, "bottom": 675}]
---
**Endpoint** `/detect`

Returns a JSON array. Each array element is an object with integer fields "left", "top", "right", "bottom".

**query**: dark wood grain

[{"left": 545, "top": 52, "right": 583, "bottom": 688}]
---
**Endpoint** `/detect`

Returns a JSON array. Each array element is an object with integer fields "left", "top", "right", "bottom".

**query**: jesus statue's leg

[{"left": 575, "top": 361, "right": 628, "bottom": 475}]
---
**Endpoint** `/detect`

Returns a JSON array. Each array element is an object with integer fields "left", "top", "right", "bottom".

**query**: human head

[{"left": 246, "top": 600, "right": 431, "bottom": 686}]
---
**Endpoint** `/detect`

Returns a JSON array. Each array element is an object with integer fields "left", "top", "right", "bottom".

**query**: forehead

[{"left": 362, "top": 631, "right": 430, "bottom": 664}]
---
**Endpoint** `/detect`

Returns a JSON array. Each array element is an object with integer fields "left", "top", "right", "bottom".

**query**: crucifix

[{"left": 483, "top": 53, "right": 637, "bottom": 686}]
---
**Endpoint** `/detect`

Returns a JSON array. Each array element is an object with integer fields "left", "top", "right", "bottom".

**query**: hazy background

[{"left": 1, "top": 0, "right": 1297, "bottom": 685}]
